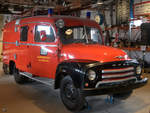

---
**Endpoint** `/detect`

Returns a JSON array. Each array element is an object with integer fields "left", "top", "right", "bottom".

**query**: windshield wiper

[{"left": 73, "top": 39, "right": 86, "bottom": 43}]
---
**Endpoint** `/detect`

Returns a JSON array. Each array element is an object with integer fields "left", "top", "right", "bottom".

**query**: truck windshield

[{"left": 59, "top": 26, "right": 102, "bottom": 44}]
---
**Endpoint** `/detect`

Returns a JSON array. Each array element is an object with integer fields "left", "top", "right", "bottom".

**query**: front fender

[{"left": 55, "top": 62, "right": 86, "bottom": 89}]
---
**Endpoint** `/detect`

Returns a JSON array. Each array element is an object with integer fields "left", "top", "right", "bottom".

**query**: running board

[{"left": 19, "top": 72, "right": 54, "bottom": 87}]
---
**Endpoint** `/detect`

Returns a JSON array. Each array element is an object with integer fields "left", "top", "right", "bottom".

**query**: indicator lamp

[
  {"left": 48, "top": 8, "right": 53, "bottom": 17},
  {"left": 86, "top": 12, "right": 91, "bottom": 19}
]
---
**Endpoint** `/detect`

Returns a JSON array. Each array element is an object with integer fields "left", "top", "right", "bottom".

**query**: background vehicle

[{"left": 2, "top": 16, "right": 148, "bottom": 111}]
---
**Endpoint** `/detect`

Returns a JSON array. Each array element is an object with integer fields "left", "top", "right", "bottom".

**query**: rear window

[{"left": 20, "top": 26, "right": 28, "bottom": 41}]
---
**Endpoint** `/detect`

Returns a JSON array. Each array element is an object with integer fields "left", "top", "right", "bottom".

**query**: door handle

[{"left": 16, "top": 41, "right": 19, "bottom": 46}]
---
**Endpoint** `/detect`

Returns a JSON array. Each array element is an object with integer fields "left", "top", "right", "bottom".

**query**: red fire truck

[{"left": 2, "top": 15, "right": 148, "bottom": 111}]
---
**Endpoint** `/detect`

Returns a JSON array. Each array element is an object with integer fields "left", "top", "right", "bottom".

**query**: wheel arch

[
  {"left": 9, "top": 60, "right": 15, "bottom": 75},
  {"left": 54, "top": 62, "right": 86, "bottom": 89}
]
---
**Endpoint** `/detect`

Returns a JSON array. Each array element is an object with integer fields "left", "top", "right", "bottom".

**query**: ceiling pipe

[
  {"left": 97, "top": 0, "right": 114, "bottom": 5},
  {"left": 103, "top": 0, "right": 114, "bottom": 4}
]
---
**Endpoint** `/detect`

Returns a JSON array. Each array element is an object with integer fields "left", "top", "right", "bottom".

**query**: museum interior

[{"left": 0, "top": 0, "right": 150, "bottom": 113}]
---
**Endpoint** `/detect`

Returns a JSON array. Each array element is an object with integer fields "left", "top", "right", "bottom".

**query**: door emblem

[{"left": 40, "top": 47, "right": 48, "bottom": 56}]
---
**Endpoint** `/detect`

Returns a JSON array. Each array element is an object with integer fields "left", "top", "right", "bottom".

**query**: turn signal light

[{"left": 85, "top": 83, "right": 89, "bottom": 87}]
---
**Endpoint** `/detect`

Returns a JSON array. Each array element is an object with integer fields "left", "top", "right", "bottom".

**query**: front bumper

[{"left": 82, "top": 77, "right": 148, "bottom": 96}]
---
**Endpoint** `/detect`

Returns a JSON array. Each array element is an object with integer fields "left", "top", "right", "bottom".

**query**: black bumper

[{"left": 82, "top": 77, "right": 148, "bottom": 96}]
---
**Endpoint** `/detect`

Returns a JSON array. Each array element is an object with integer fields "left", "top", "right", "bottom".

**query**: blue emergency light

[
  {"left": 86, "top": 12, "right": 91, "bottom": 19},
  {"left": 48, "top": 8, "right": 53, "bottom": 17}
]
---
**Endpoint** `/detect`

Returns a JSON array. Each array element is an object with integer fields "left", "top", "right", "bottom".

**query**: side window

[
  {"left": 20, "top": 26, "right": 28, "bottom": 41},
  {"left": 34, "top": 25, "right": 55, "bottom": 42}
]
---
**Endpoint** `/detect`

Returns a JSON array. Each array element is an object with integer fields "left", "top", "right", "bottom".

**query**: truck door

[
  {"left": 30, "top": 24, "right": 58, "bottom": 78},
  {"left": 16, "top": 25, "right": 30, "bottom": 72}
]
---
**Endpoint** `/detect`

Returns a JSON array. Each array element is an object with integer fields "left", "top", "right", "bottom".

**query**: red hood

[{"left": 60, "top": 44, "right": 129, "bottom": 63}]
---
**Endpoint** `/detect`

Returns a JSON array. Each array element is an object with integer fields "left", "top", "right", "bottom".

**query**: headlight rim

[
  {"left": 87, "top": 69, "right": 97, "bottom": 81},
  {"left": 136, "top": 66, "right": 142, "bottom": 75}
]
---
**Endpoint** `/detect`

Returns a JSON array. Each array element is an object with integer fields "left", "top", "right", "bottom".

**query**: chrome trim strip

[
  {"left": 3, "top": 42, "right": 16, "bottom": 44},
  {"left": 95, "top": 77, "right": 136, "bottom": 88},
  {"left": 19, "top": 43, "right": 58, "bottom": 47},
  {"left": 20, "top": 72, "right": 54, "bottom": 86},
  {"left": 102, "top": 67, "right": 134, "bottom": 73},
  {"left": 102, "top": 72, "right": 134, "bottom": 79},
  {"left": 2, "top": 41, "right": 57, "bottom": 47},
  {"left": 86, "top": 62, "right": 102, "bottom": 68}
]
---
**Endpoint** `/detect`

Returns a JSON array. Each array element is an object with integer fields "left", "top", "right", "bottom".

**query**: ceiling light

[
  {"left": 97, "top": 2, "right": 103, "bottom": 5},
  {"left": 96, "top": 0, "right": 103, "bottom": 5}
]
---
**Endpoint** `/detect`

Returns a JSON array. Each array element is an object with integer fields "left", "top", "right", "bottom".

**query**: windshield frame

[{"left": 58, "top": 25, "right": 103, "bottom": 45}]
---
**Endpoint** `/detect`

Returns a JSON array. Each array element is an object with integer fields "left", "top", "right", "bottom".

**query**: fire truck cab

[{"left": 2, "top": 16, "right": 148, "bottom": 111}]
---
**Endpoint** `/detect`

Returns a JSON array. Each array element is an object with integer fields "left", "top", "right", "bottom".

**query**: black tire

[
  {"left": 3, "top": 64, "right": 9, "bottom": 75},
  {"left": 13, "top": 65, "right": 29, "bottom": 84},
  {"left": 60, "top": 76, "right": 85, "bottom": 112},
  {"left": 113, "top": 90, "right": 133, "bottom": 100}
]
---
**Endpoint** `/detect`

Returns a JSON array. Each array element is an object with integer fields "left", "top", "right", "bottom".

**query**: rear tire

[
  {"left": 60, "top": 76, "right": 85, "bottom": 112},
  {"left": 3, "top": 64, "right": 9, "bottom": 75},
  {"left": 13, "top": 65, "right": 29, "bottom": 84},
  {"left": 113, "top": 90, "right": 133, "bottom": 100}
]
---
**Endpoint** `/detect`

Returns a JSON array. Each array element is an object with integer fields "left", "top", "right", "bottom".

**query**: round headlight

[
  {"left": 136, "top": 66, "right": 142, "bottom": 74},
  {"left": 88, "top": 70, "right": 96, "bottom": 81}
]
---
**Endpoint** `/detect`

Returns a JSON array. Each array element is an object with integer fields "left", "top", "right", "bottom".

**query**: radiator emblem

[{"left": 115, "top": 56, "right": 124, "bottom": 59}]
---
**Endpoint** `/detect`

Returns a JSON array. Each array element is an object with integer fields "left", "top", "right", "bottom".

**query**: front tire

[
  {"left": 60, "top": 76, "right": 85, "bottom": 112},
  {"left": 13, "top": 65, "right": 28, "bottom": 84}
]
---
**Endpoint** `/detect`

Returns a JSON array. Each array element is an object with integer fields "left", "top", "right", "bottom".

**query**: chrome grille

[
  {"left": 102, "top": 72, "right": 134, "bottom": 79},
  {"left": 102, "top": 67, "right": 134, "bottom": 74},
  {"left": 102, "top": 66, "right": 135, "bottom": 79},
  {"left": 95, "top": 76, "right": 137, "bottom": 88}
]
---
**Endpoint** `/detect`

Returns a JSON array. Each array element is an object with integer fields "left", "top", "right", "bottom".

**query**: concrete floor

[{"left": 0, "top": 63, "right": 150, "bottom": 113}]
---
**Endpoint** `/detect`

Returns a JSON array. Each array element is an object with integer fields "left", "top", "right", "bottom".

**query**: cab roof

[{"left": 5, "top": 15, "right": 100, "bottom": 29}]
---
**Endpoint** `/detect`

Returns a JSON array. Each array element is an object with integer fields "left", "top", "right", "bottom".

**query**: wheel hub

[{"left": 65, "top": 84, "right": 76, "bottom": 100}]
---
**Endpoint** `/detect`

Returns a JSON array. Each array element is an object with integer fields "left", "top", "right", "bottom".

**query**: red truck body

[
  {"left": 2, "top": 16, "right": 129, "bottom": 78},
  {"left": 2, "top": 15, "right": 148, "bottom": 111}
]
